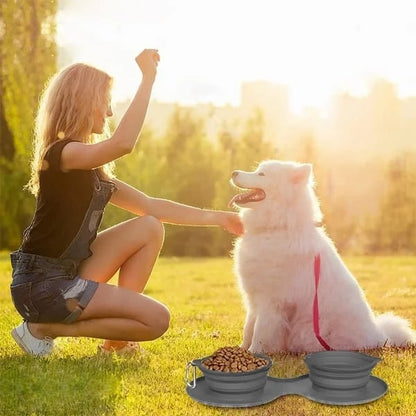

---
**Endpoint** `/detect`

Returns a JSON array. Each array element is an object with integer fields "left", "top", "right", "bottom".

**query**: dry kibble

[{"left": 202, "top": 346, "right": 269, "bottom": 373}]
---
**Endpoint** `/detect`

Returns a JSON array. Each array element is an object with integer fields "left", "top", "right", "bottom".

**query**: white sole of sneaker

[{"left": 11, "top": 328, "right": 32, "bottom": 355}]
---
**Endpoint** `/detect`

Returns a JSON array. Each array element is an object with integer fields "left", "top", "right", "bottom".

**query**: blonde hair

[{"left": 26, "top": 63, "right": 114, "bottom": 195}]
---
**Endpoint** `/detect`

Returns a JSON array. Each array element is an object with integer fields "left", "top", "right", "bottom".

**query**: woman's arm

[
  {"left": 61, "top": 49, "right": 159, "bottom": 171},
  {"left": 110, "top": 179, "right": 244, "bottom": 235}
]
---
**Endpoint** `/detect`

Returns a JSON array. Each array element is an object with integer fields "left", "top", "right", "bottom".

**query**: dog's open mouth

[{"left": 228, "top": 188, "right": 266, "bottom": 207}]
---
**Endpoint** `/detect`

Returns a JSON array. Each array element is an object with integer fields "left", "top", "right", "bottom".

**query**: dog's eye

[{"left": 258, "top": 172, "right": 265, "bottom": 176}]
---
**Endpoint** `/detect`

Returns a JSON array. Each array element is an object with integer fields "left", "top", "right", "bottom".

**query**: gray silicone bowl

[
  {"left": 191, "top": 354, "right": 272, "bottom": 394},
  {"left": 304, "top": 351, "right": 381, "bottom": 391}
]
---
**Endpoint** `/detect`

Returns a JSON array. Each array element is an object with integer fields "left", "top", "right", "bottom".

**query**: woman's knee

[
  {"left": 135, "top": 215, "right": 165, "bottom": 244},
  {"left": 148, "top": 303, "right": 170, "bottom": 340}
]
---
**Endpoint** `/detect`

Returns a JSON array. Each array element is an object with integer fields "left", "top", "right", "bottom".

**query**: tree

[
  {"left": 101, "top": 126, "right": 164, "bottom": 229},
  {"left": 157, "top": 107, "right": 220, "bottom": 256},
  {"left": 234, "top": 108, "right": 277, "bottom": 171},
  {"left": 0, "top": 0, "right": 57, "bottom": 249},
  {"left": 365, "top": 153, "right": 416, "bottom": 253}
]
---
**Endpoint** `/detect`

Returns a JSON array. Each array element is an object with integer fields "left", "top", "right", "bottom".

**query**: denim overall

[{"left": 10, "top": 171, "right": 115, "bottom": 323}]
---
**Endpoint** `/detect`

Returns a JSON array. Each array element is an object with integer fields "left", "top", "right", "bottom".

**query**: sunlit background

[
  {"left": 58, "top": 0, "right": 416, "bottom": 113},
  {"left": 2, "top": 0, "right": 416, "bottom": 254},
  {"left": 54, "top": 0, "right": 416, "bottom": 255}
]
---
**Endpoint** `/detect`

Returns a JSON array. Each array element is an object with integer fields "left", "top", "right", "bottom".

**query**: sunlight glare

[{"left": 57, "top": 0, "right": 416, "bottom": 110}]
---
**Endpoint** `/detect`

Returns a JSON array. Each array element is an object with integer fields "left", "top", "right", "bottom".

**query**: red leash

[{"left": 313, "top": 254, "right": 332, "bottom": 351}]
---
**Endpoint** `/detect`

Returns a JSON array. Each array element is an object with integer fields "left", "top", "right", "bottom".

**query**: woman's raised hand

[{"left": 135, "top": 49, "right": 160, "bottom": 79}]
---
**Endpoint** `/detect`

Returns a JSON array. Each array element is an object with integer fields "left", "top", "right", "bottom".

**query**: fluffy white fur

[{"left": 231, "top": 160, "right": 416, "bottom": 353}]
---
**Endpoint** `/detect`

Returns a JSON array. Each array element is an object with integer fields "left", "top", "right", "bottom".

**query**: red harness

[{"left": 313, "top": 254, "right": 332, "bottom": 350}]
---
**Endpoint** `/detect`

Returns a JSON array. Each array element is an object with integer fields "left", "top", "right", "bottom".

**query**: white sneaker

[{"left": 11, "top": 321, "right": 54, "bottom": 357}]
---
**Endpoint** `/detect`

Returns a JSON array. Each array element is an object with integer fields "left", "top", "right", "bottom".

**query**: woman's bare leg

[
  {"left": 79, "top": 215, "right": 165, "bottom": 349},
  {"left": 28, "top": 215, "right": 167, "bottom": 350},
  {"left": 29, "top": 283, "right": 170, "bottom": 342},
  {"left": 80, "top": 215, "right": 165, "bottom": 291}
]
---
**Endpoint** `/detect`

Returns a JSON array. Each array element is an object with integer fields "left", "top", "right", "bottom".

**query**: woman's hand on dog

[{"left": 220, "top": 212, "right": 244, "bottom": 236}]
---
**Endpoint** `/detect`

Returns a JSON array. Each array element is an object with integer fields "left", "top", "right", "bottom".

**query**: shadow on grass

[{"left": 0, "top": 353, "right": 151, "bottom": 416}]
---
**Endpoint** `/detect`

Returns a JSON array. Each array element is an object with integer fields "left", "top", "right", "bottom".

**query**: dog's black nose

[{"left": 232, "top": 171, "right": 239, "bottom": 179}]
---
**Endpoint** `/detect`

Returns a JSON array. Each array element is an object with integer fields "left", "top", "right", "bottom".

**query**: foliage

[
  {"left": 100, "top": 125, "right": 161, "bottom": 228},
  {"left": 0, "top": 0, "right": 57, "bottom": 248},
  {"left": 0, "top": 4, "right": 415, "bottom": 255},
  {"left": 365, "top": 153, "right": 416, "bottom": 253},
  {"left": 1, "top": 254, "right": 415, "bottom": 415},
  {"left": 234, "top": 108, "right": 277, "bottom": 170},
  {"left": 157, "top": 108, "right": 219, "bottom": 255}
]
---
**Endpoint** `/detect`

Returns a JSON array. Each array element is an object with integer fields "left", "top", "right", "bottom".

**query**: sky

[{"left": 57, "top": 0, "right": 416, "bottom": 112}]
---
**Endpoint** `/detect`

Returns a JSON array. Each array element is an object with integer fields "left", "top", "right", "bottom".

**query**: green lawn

[{"left": 0, "top": 253, "right": 415, "bottom": 416}]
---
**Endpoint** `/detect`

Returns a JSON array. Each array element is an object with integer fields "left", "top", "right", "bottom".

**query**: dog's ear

[{"left": 292, "top": 163, "right": 312, "bottom": 185}]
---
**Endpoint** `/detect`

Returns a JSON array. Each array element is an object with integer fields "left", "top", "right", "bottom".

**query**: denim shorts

[{"left": 10, "top": 251, "right": 98, "bottom": 324}]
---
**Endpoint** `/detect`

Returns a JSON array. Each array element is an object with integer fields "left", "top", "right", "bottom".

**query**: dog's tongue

[
  {"left": 228, "top": 193, "right": 242, "bottom": 208},
  {"left": 228, "top": 189, "right": 265, "bottom": 208}
]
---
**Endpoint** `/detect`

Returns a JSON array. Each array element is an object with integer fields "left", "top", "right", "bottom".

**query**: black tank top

[{"left": 21, "top": 139, "right": 95, "bottom": 257}]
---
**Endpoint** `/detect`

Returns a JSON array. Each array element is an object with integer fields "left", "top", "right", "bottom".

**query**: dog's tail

[{"left": 376, "top": 312, "right": 416, "bottom": 347}]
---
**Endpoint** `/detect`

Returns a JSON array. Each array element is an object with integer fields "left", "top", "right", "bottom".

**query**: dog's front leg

[
  {"left": 249, "top": 309, "right": 286, "bottom": 353},
  {"left": 241, "top": 311, "right": 256, "bottom": 349}
]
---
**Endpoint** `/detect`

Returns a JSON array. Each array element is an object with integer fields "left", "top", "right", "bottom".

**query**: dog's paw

[{"left": 248, "top": 342, "right": 266, "bottom": 354}]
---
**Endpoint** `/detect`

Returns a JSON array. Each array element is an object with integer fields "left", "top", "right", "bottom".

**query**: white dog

[{"left": 230, "top": 160, "right": 416, "bottom": 353}]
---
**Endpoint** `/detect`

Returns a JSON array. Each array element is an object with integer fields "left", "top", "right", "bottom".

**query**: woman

[{"left": 10, "top": 49, "right": 243, "bottom": 356}]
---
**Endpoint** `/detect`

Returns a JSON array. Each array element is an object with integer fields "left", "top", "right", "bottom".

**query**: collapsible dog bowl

[
  {"left": 186, "top": 350, "right": 388, "bottom": 408},
  {"left": 187, "top": 354, "right": 272, "bottom": 394},
  {"left": 304, "top": 351, "right": 381, "bottom": 391}
]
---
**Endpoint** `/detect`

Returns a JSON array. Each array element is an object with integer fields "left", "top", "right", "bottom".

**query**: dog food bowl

[
  {"left": 304, "top": 351, "right": 381, "bottom": 391},
  {"left": 186, "top": 350, "right": 387, "bottom": 408},
  {"left": 186, "top": 353, "right": 272, "bottom": 394}
]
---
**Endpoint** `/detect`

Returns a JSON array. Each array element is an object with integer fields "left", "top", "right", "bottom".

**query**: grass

[{"left": 0, "top": 253, "right": 415, "bottom": 416}]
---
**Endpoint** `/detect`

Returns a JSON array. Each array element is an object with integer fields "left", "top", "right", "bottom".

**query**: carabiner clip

[{"left": 185, "top": 361, "right": 197, "bottom": 389}]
